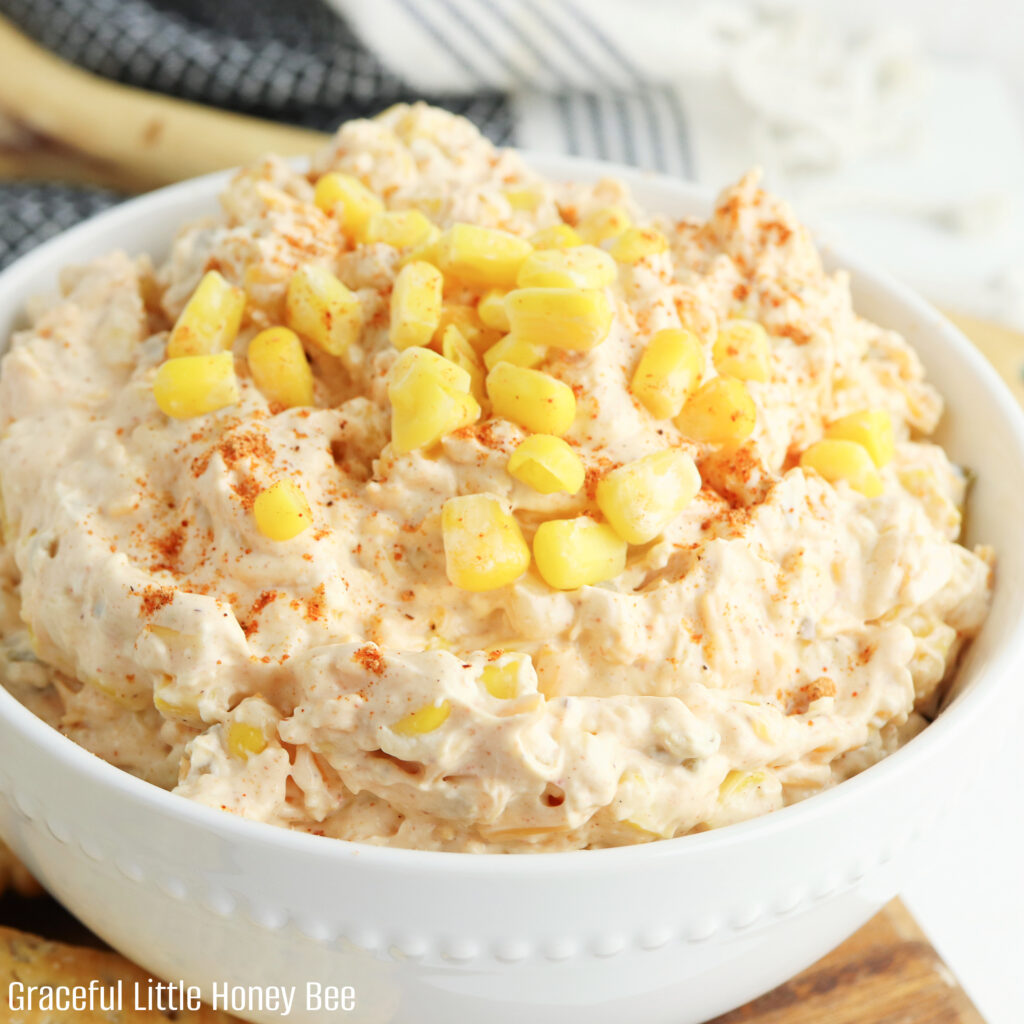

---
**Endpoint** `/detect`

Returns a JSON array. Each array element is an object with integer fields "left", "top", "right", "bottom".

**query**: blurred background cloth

[
  {"left": 0, "top": 0, "right": 511, "bottom": 266},
  {"left": 1, "top": 0, "right": 1023, "bottom": 326}
]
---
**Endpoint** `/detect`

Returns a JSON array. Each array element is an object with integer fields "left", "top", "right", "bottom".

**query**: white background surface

[
  {"left": 822, "top": 0, "right": 1024, "bottom": 124},
  {"left": 831, "top": 6, "right": 1024, "bottom": 1015},
  {"left": 902, "top": 725, "right": 1024, "bottom": 1024},
  {"left": 828, "top": 7, "right": 1024, "bottom": 1020},
  {"left": 771, "top": 1, "right": 1024, "bottom": 331},
  {"left": 758, "top": 5, "right": 1024, "bottom": 1021}
]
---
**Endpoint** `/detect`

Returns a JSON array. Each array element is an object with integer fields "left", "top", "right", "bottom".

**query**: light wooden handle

[
  {"left": 945, "top": 310, "right": 1024, "bottom": 408},
  {"left": 0, "top": 16, "right": 328, "bottom": 191}
]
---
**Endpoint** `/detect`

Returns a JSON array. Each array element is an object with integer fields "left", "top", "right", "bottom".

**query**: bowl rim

[{"left": 2, "top": 153, "right": 1023, "bottom": 875}]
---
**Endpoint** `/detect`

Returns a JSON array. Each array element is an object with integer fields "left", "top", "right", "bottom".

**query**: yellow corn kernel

[
  {"left": 504, "top": 187, "right": 542, "bottom": 211},
  {"left": 437, "top": 223, "right": 533, "bottom": 289},
  {"left": 533, "top": 517, "right": 627, "bottom": 590},
  {"left": 365, "top": 209, "right": 437, "bottom": 249},
  {"left": 442, "top": 493, "right": 530, "bottom": 591},
  {"left": 434, "top": 303, "right": 499, "bottom": 355},
  {"left": 530, "top": 223, "right": 583, "bottom": 249},
  {"left": 413, "top": 194, "right": 444, "bottom": 218},
  {"left": 608, "top": 226, "right": 669, "bottom": 264},
  {"left": 147, "top": 625, "right": 194, "bottom": 645},
  {"left": 674, "top": 376, "right": 757, "bottom": 445},
  {"left": 398, "top": 232, "right": 443, "bottom": 270},
  {"left": 800, "top": 439, "right": 883, "bottom": 497},
  {"left": 617, "top": 772, "right": 673, "bottom": 839},
  {"left": 515, "top": 246, "right": 617, "bottom": 289},
  {"left": 440, "top": 324, "right": 486, "bottom": 406},
  {"left": 166, "top": 270, "right": 246, "bottom": 358},
  {"left": 247, "top": 327, "right": 314, "bottom": 409},
  {"left": 481, "top": 664, "right": 516, "bottom": 699},
  {"left": 392, "top": 344, "right": 470, "bottom": 392},
  {"left": 88, "top": 674, "right": 148, "bottom": 711},
  {"left": 286, "top": 264, "right": 362, "bottom": 356},
  {"left": 390, "top": 261, "right": 444, "bottom": 351},
  {"left": 227, "top": 722, "right": 267, "bottom": 760},
  {"left": 153, "top": 685, "right": 200, "bottom": 724},
  {"left": 480, "top": 654, "right": 529, "bottom": 699},
  {"left": 825, "top": 409, "right": 895, "bottom": 467},
  {"left": 486, "top": 362, "right": 576, "bottom": 436},
  {"left": 313, "top": 172, "right": 383, "bottom": 239},
  {"left": 153, "top": 352, "right": 239, "bottom": 419},
  {"left": 719, "top": 770, "right": 767, "bottom": 802},
  {"left": 478, "top": 288, "right": 511, "bottom": 331},
  {"left": 482, "top": 332, "right": 546, "bottom": 371},
  {"left": 504, "top": 287, "right": 613, "bottom": 352},
  {"left": 897, "top": 466, "right": 961, "bottom": 536},
  {"left": 388, "top": 346, "right": 480, "bottom": 454},
  {"left": 752, "top": 718, "right": 777, "bottom": 744},
  {"left": 507, "top": 434, "right": 585, "bottom": 495},
  {"left": 433, "top": 305, "right": 476, "bottom": 339},
  {"left": 712, "top": 319, "right": 771, "bottom": 382},
  {"left": 631, "top": 328, "right": 705, "bottom": 419},
  {"left": 393, "top": 700, "right": 452, "bottom": 735},
  {"left": 577, "top": 206, "right": 631, "bottom": 245},
  {"left": 596, "top": 449, "right": 701, "bottom": 545},
  {"left": 253, "top": 479, "right": 313, "bottom": 540}
]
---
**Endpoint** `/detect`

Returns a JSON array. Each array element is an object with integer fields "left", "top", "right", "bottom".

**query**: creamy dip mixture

[{"left": 0, "top": 104, "right": 992, "bottom": 851}]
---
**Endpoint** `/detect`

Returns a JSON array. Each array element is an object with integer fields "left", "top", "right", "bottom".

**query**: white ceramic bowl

[{"left": 1, "top": 158, "right": 1023, "bottom": 1024}]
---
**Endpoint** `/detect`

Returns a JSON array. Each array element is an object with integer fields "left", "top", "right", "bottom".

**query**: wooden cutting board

[
  {"left": 1, "top": 321, "right": 1014, "bottom": 1023},
  {"left": 711, "top": 900, "right": 985, "bottom": 1024},
  {"left": 0, "top": 892, "right": 987, "bottom": 1023}
]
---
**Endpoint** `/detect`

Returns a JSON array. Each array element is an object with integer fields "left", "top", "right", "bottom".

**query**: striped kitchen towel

[
  {"left": 335, "top": 0, "right": 926, "bottom": 183},
  {"left": 0, "top": 0, "right": 923, "bottom": 267},
  {"left": 336, "top": 0, "right": 711, "bottom": 179},
  {"left": 0, "top": 0, "right": 509, "bottom": 268}
]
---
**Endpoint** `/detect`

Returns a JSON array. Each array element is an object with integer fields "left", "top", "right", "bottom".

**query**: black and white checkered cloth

[
  {"left": 0, "top": 0, "right": 515, "bottom": 268},
  {"left": 0, "top": 183, "right": 124, "bottom": 270}
]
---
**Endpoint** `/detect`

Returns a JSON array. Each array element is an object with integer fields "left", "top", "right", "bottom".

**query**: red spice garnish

[
  {"left": 761, "top": 220, "right": 793, "bottom": 245},
  {"left": 776, "top": 323, "right": 811, "bottom": 346},
  {"left": 191, "top": 430, "right": 276, "bottom": 479},
  {"left": 583, "top": 456, "right": 617, "bottom": 501},
  {"left": 305, "top": 582, "right": 327, "bottom": 622},
  {"left": 785, "top": 678, "right": 836, "bottom": 715},
  {"left": 353, "top": 643, "right": 386, "bottom": 675},
  {"left": 451, "top": 419, "right": 508, "bottom": 452},
  {"left": 230, "top": 477, "right": 261, "bottom": 511},
  {"left": 240, "top": 590, "right": 278, "bottom": 637},
  {"left": 150, "top": 525, "right": 186, "bottom": 573},
  {"left": 139, "top": 586, "right": 175, "bottom": 617}
]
